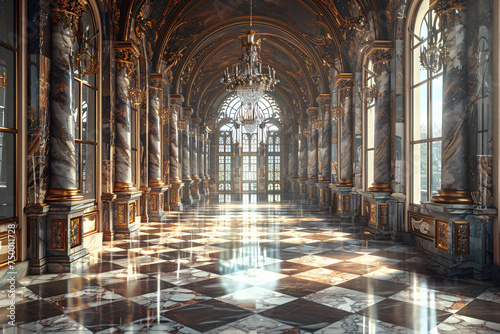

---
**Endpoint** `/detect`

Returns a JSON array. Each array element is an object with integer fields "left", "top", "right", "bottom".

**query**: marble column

[
  {"left": 45, "top": 1, "right": 85, "bottom": 202},
  {"left": 368, "top": 42, "right": 393, "bottom": 193},
  {"left": 182, "top": 107, "right": 194, "bottom": 205},
  {"left": 317, "top": 95, "right": 332, "bottom": 208},
  {"left": 432, "top": 6, "right": 472, "bottom": 204},
  {"left": 190, "top": 119, "right": 200, "bottom": 200},
  {"left": 114, "top": 42, "right": 139, "bottom": 192},
  {"left": 148, "top": 74, "right": 169, "bottom": 220},
  {"left": 206, "top": 138, "right": 211, "bottom": 194},
  {"left": 317, "top": 95, "right": 332, "bottom": 182},
  {"left": 298, "top": 117, "right": 308, "bottom": 197},
  {"left": 307, "top": 107, "right": 319, "bottom": 203},
  {"left": 336, "top": 74, "right": 354, "bottom": 187},
  {"left": 169, "top": 95, "right": 184, "bottom": 211},
  {"left": 198, "top": 129, "right": 206, "bottom": 196}
]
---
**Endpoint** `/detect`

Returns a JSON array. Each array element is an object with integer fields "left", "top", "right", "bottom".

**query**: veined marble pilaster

[
  {"left": 298, "top": 118, "right": 308, "bottom": 180},
  {"left": 46, "top": 1, "right": 85, "bottom": 201},
  {"left": 336, "top": 74, "right": 354, "bottom": 187},
  {"left": 368, "top": 42, "right": 393, "bottom": 193},
  {"left": 432, "top": 7, "right": 472, "bottom": 204},
  {"left": 190, "top": 120, "right": 200, "bottom": 200},
  {"left": 317, "top": 95, "right": 332, "bottom": 182},
  {"left": 353, "top": 72, "right": 363, "bottom": 189},
  {"left": 181, "top": 107, "right": 193, "bottom": 205},
  {"left": 148, "top": 74, "right": 166, "bottom": 187},
  {"left": 307, "top": 107, "right": 319, "bottom": 182},
  {"left": 169, "top": 95, "right": 184, "bottom": 211},
  {"left": 113, "top": 42, "right": 139, "bottom": 192}
]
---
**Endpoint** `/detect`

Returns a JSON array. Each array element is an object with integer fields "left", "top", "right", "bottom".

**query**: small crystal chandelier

[
  {"left": 128, "top": 87, "right": 146, "bottom": 107},
  {"left": 409, "top": 3, "right": 447, "bottom": 73},
  {"left": 315, "top": 118, "right": 324, "bottom": 130},
  {"left": 359, "top": 85, "right": 378, "bottom": 104},
  {"left": 236, "top": 103, "right": 263, "bottom": 133},
  {"left": 222, "top": 0, "right": 279, "bottom": 131},
  {"left": 70, "top": 46, "right": 99, "bottom": 75},
  {"left": 331, "top": 106, "right": 344, "bottom": 120}
]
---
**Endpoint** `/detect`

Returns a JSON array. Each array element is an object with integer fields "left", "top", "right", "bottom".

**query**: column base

[
  {"left": 431, "top": 189, "right": 473, "bottom": 204},
  {"left": 148, "top": 185, "right": 170, "bottom": 221},
  {"left": 113, "top": 191, "right": 142, "bottom": 239},
  {"left": 46, "top": 250, "right": 90, "bottom": 273},
  {"left": 46, "top": 188, "right": 84, "bottom": 201},
  {"left": 191, "top": 178, "right": 201, "bottom": 200},
  {"left": 337, "top": 179, "right": 353, "bottom": 187},
  {"left": 316, "top": 182, "right": 331, "bottom": 211},
  {"left": 182, "top": 179, "right": 194, "bottom": 205},
  {"left": 114, "top": 182, "right": 137, "bottom": 192},
  {"left": 368, "top": 182, "right": 392, "bottom": 192},
  {"left": 170, "top": 180, "right": 184, "bottom": 211}
]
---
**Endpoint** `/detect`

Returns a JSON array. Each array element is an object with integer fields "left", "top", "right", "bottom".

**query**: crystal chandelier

[
  {"left": 359, "top": 85, "right": 378, "bottom": 104},
  {"left": 409, "top": 3, "right": 447, "bottom": 73},
  {"left": 222, "top": 0, "right": 279, "bottom": 131},
  {"left": 331, "top": 106, "right": 344, "bottom": 120},
  {"left": 235, "top": 103, "right": 264, "bottom": 133}
]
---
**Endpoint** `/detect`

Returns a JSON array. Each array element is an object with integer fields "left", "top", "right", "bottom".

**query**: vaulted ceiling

[{"left": 116, "top": 0, "right": 389, "bottom": 126}]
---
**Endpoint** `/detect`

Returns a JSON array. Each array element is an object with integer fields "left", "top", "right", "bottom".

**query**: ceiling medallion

[{"left": 221, "top": 0, "right": 279, "bottom": 133}]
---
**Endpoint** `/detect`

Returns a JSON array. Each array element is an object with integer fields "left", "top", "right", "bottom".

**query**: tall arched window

[
  {"left": 217, "top": 124, "right": 233, "bottom": 201},
  {"left": 409, "top": 0, "right": 443, "bottom": 204},
  {"left": 72, "top": 5, "right": 98, "bottom": 201},
  {"left": 0, "top": 0, "right": 17, "bottom": 225},
  {"left": 364, "top": 59, "right": 375, "bottom": 190},
  {"left": 267, "top": 125, "right": 281, "bottom": 202}
]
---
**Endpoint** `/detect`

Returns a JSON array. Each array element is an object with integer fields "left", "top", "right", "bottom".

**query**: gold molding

[
  {"left": 431, "top": 189, "right": 473, "bottom": 204},
  {"left": 369, "top": 182, "right": 392, "bottom": 193},
  {"left": 114, "top": 182, "right": 137, "bottom": 192},
  {"left": 337, "top": 179, "right": 353, "bottom": 187},
  {"left": 46, "top": 188, "right": 84, "bottom": 202},
  {"left": 335, "top": 73, "right": 354, "bottom": 90}
]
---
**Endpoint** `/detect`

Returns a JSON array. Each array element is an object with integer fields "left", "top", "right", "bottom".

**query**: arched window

[
  {"left": 364, "top": 59, "right": 375, "bottom": 190},
  {"left": 267, "top": 125, "right": 281, "bottom": 202},
  {"left": 409, "top": 0, "right": 443, "bottom": 204},
  {"left": 217, "top": 124, "right": 233, "bottom": 197},
  {"left": 72, "top": 4, "right": 99, "bottom": 200},
  {"left": 0, "top": 0, "right": 17, "bottom": 225},
  {"left": 218, "top": 93, "right": 281, "bottom": 122}
]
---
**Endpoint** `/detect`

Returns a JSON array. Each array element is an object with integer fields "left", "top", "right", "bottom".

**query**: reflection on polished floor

[{"left": 3, "top": 200, "right": 500, "bottom": 333}]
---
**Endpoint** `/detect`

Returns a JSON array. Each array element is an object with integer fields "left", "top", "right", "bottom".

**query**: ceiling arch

[{"left": 116, "top": 0, "right": 389, "bottom": 125}]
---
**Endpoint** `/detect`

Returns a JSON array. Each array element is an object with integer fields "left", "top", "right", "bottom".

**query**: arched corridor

[
  {"left": 5, "top": 200, "right": 500, "bottom": 332},
  {"left": 2, "top": 0, "right": 500, "bottom": 331}
]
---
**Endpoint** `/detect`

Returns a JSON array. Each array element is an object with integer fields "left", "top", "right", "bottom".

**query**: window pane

[
  {"left": 431, "top": 75, "right": 443, "bottom": 139},
  {"left": 413, "top": 83, "right": 428, "bottom": 141},
  {"left": 82, "top": 144, "right": 96, "bottom": 199},
  {"left": 73, "top": 80, "right": 80, "bottom": 138},
  {"left": 412, "top": 143, "right": 428, "bottom": 203},
  {"left": 366, "top": 106, "right": 375, "bottom": 149},
  {"left": 0, "top": 1, "right": 15, "bottom": 47},
  {"left": 82, "top": 86, "right": 96, "bottom": 142},
  {"left": 366, "top": 150, "right": 374, "bottom": 189},
  {"left": 431, "top": 141, "right": 441, "bottom": 197},
  {"left": 0, "top": 132, "right": 15, "bottom": 219},
  {"left": 0, "top": 46, "right": 16, "bottom": 129}
]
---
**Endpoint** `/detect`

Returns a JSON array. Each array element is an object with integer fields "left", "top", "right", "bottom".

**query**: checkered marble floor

[{"left": 2, "top": 200, "right": 500, "bottom": 333}]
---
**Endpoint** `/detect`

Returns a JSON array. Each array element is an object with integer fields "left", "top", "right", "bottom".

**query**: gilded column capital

[
  {"left": 335, "top": 73, "right": 355, "bottom": 91},
  {"left": 367, "top": 41, "right": 393, "bottom": 74},
  {"left": 149, "top": 73, "right": 167, "bottom": 98},
  {"left": 306, "top": 107, "right": 318, "bottom": 118},
  {"left": 51, "top": 0, "right": 85, "bottom": 33},
  {"left": 316, "top": 94, "right": 332, "bottom": 106},
  {"left": 114, "top": 41, "right": 140, "bottom": 73}
]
